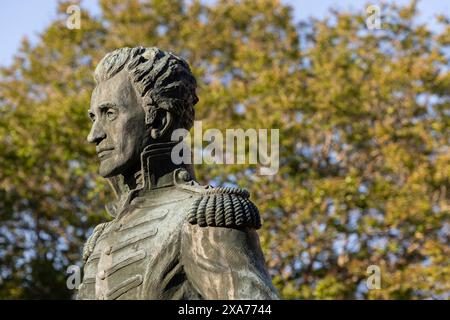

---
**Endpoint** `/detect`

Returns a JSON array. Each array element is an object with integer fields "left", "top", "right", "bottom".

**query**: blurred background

[{"left": 0, "top": 0, "right": 449, "bottom": 299}]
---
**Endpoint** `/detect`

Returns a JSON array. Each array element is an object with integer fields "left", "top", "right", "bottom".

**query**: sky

[{"left": 0, "top": 0, "right": 449, "bottom": 67}]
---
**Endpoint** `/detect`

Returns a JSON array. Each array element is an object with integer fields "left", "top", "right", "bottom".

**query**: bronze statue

[{"left": 77, "top": 47, "right": 279, "bottom": 299}]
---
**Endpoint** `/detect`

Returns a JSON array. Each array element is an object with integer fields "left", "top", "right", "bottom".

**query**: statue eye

[
  {"left": 88, "top": 113, "right": 96, "bottom": 122},
  {"left": 106, "top": 109, "right": 117, "bottom": 120}
]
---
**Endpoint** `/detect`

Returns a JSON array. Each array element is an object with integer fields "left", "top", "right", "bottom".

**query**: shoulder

[{"left": 174, "top": 174, "right": 261, "bottom": 230}]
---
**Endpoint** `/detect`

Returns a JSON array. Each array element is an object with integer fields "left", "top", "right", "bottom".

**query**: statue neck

[{"left": 105, "top": 140, "right": 195, "bottom": 218}]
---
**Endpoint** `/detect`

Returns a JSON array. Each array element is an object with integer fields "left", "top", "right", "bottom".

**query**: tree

[{"left": 0, "top": 0, "right": 448, "bottom": 299}]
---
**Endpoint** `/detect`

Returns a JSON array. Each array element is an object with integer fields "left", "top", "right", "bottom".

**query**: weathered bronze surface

[{"left": 77, "top": 47, "right": 279, "bottom": 299}]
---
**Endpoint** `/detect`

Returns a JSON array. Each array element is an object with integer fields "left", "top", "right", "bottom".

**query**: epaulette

[
  {"left": 82, "top": 221, "right": 112, "bottom": 262},
  {"left": 187, "top": 186, "right": 262, "bottom": 230}
]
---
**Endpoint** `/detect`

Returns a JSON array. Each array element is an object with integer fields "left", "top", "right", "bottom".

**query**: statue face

[{"left": 87, "top": 70, "right": 148, "bottom": 178}]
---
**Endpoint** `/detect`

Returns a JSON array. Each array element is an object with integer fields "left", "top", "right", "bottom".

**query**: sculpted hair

[{"left": 94, "top": 46, "right": 198, "bottom": 130}]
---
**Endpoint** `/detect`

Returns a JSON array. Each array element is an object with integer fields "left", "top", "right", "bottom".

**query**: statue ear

[{"left": 150, "top": 109, "right": 173, "bottom": 140}]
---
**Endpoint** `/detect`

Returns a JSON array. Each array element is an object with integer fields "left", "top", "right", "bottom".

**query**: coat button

[
  {"left": 98, "top": 270, "right": 106, "bottom": 280},
  {"left": 177, "top": 170, "right": 190, "bottom": 182},
  {"left": 104, "top": 246, "right": 112, "bottom": 255}
]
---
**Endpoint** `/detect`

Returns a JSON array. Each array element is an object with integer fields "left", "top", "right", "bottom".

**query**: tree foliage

[{"left": 0, "top": 0, "right": 448, "bottom": 299}]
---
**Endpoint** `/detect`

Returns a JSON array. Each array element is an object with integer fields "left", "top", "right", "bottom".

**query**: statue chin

[
  {"left": 98, "top": 158, "right": 123, "bottom": 178},
  {"left": 98, "top": 156, "right": 140, "bottom": 179},
  {"left": 98, "top": 163, "right": 117, "bottom": 179}
]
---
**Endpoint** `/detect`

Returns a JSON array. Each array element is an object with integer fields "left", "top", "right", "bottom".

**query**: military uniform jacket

[{"left": 77, "top": 163, "right": 279, "bottom": 300}]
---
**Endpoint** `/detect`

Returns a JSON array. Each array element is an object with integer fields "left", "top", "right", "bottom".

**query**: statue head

[{"left": 87, "top": 47, "right": 198, "bottom": 178}]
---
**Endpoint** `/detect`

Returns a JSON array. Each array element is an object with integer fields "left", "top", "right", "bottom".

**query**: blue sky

[{"left": 0, "top": 0, "right": 449, "bottom": 67}]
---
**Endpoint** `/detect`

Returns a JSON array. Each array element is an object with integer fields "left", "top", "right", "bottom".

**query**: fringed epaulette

[
  {"left": 82, "top": 222, "right": 111, "bottom": 262},
  {"left": 187, "top": 186, "right": 262, "bottom": 230}
]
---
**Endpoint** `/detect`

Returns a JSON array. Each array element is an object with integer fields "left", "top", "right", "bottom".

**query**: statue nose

[{"left": 87, "top": 121, "right": 106, "bottom": 144}]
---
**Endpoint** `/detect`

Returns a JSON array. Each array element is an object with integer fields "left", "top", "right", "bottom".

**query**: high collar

[{"left": 105, "top": 141, "right": 193, "bottom": 218}]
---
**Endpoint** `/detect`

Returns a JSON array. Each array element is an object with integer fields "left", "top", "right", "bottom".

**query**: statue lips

[{"left": 96, "top": 147, "right": 114, "bottom": 160}]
